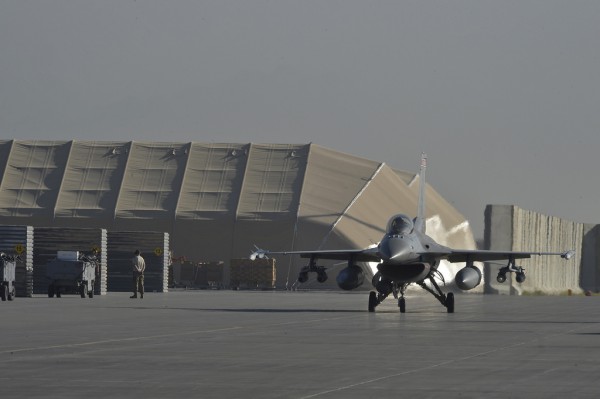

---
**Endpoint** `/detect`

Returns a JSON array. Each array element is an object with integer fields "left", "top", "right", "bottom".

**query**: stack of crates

[
  {"left": 230, "top": 258, "right": 276, "bottom": 290},
  {"left": 171, "top": 261, "right": 224, "bottom": 289},
  {"left": 171, "top": 260, "right": 200, "bottom": 288},
  {"left": 201, "top": 261, "right": 224, "bottom": 289}
]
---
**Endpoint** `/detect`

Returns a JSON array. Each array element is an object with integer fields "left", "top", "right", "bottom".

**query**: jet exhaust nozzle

[
  {"left": 455, "top": 265, "right": 482, "bottom": 291},
  {"left": 336, "top": 265, "right": 364, "bottom": 291}
]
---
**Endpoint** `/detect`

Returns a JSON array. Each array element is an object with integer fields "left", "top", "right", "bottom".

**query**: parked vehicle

[{"left": 45, "top": 251, "right": 99, "bottom": 298}]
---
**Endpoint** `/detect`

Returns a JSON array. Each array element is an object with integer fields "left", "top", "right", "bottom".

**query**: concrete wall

[
  {"left": 484, "top": 205, "right": 515, "bottom": 295},
  {"left": 485, "top": 205, "right": 585, "bottom": 295},
  {"left": 581, "top": 224, "right": 600, "bottom": 292}
]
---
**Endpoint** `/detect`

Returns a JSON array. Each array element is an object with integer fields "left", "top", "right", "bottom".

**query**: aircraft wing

[
  {"left": 445, "top": 249, "right": 575, "bottom": 263},
  {"left": 251, "top": 248, "right": 381, "bottom": 263}
]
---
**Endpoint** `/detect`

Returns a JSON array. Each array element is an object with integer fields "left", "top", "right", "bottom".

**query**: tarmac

[{"left": 1, "top": 290, "right": 600, "bottom": 398}]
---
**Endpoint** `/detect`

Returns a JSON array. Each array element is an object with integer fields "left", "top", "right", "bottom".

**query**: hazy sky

[{"left": 1, "top": 1, "right": 599, "bottom": 239}]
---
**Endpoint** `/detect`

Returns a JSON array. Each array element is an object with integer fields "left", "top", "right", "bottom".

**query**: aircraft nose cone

[{"left": 379, "top": 239, "right": 412, "bottom": 263}]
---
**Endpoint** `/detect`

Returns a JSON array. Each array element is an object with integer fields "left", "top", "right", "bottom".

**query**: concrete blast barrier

[{"left": 485, "top": 205, "right": 583, "bottom": 295}]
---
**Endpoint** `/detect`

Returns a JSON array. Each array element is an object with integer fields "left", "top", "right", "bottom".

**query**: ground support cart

[
  {"left": 0, "top": 253, "right": 17, "bottom": 301},
  {"left": 45, "top": 252, "right": 98, "bottom": 298}
]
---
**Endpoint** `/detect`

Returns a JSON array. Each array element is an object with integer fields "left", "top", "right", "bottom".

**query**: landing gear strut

[
  {"left": 417, "top": 275, "right": 455, "bottom": 313},
  {"left": 368, "top": 274, "right": 455, "bottom": 313}
]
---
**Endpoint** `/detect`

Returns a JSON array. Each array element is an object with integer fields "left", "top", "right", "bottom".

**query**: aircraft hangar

[{"left": 0, "top": 140, "right": 477, "bottom": 290}]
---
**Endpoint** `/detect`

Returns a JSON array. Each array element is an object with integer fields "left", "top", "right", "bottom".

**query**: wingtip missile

[{"left": 561, "top": 250, "right": 575, "bottom": 260}]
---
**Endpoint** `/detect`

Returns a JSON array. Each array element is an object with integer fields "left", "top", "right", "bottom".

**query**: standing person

[{"left": 131, "top": 250, "right": 146, "bottom": 299}]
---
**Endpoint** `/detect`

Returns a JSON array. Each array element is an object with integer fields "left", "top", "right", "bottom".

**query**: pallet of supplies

[{"left": 230, "top": 258, "right": 276, "bottom": 290}]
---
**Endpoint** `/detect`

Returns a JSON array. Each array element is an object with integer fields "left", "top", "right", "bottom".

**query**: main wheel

[
  {"left": 88, "top": 281, "right": 94, "bottom": 298},
  {"left": 48, "top": 284, "right": 55, "bottom": 298},
  {"left": 398, "top": 297, "right": 406, "bottom": 313},
  {"left": 80, "top": 283, "right": 87, "bottom": 298},
  {"left": 446, "top": 293, "right": 455, "bottom": 313},
  {"left": 8, "top": 285, "right": 15, "bottom": 301},
  {"left": 0, "top": 284, "right": 7, "bottom": 301},
  {"left": 496, "top": 273, "right": 507, "bottom": 283},
  {"left": 368, "top": 291, "right": 377, "bottom": 312}
]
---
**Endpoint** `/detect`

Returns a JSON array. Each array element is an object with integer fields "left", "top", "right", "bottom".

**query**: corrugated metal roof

[
  {"left": 176, "top": 143, "right": 246, "bottom": 219},
  {"left": 236, "top": 143, "right": 307, "bottom": 221},
  {"left": 55, "top": 141, "right": 127, "bottom": 219},
  {"left": 115, "top": 142, "right": 187, "bottom": 219}
]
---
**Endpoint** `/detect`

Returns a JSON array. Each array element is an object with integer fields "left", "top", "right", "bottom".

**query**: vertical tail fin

[{"left": 414, "top": 152, "right": 427, "bottom": 233}]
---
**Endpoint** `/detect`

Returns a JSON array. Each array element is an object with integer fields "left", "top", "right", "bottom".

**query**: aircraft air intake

[{"left": 371, "top": 272, "right": 393, "bottom": 295}]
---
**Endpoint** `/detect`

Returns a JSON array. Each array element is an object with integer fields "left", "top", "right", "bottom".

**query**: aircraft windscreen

[{"left": 387, "top": 215, "right": 414, "bottom": 235}]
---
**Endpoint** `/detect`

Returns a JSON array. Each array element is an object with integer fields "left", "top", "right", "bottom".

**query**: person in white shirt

[{"left": 130, "top": 250, "right": 146, "bottom": 299}]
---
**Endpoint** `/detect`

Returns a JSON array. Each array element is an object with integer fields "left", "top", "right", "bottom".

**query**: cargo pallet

[{"left": 230, "top": 258, "right": 276, "bottom": 290}]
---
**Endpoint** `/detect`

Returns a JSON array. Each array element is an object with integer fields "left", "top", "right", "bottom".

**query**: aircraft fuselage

[{"left": 375, "top": 214, "right": 451, "bottom": 284}]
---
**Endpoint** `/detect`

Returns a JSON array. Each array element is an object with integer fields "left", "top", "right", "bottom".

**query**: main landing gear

[{"left": 368, "top": 275, "right": 455, "bottom": 314}]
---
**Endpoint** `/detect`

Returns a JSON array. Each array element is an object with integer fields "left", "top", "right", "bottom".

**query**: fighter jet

[{"left": 251, "top": 153, "right": 575, "bottom": 313}]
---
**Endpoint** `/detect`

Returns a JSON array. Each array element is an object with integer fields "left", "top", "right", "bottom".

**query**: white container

[{"left": 57, "top": 251, "right": 79, "bottom": 261}]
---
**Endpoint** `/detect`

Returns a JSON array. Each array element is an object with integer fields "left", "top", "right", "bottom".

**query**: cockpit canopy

[{"left": 386, "top": 214, "right": 414, "bottom": 235}]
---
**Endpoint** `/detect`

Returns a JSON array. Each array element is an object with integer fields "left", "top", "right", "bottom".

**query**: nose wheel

[{"left": 398, "top": 297, "right": 406, "bottom": 313}]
